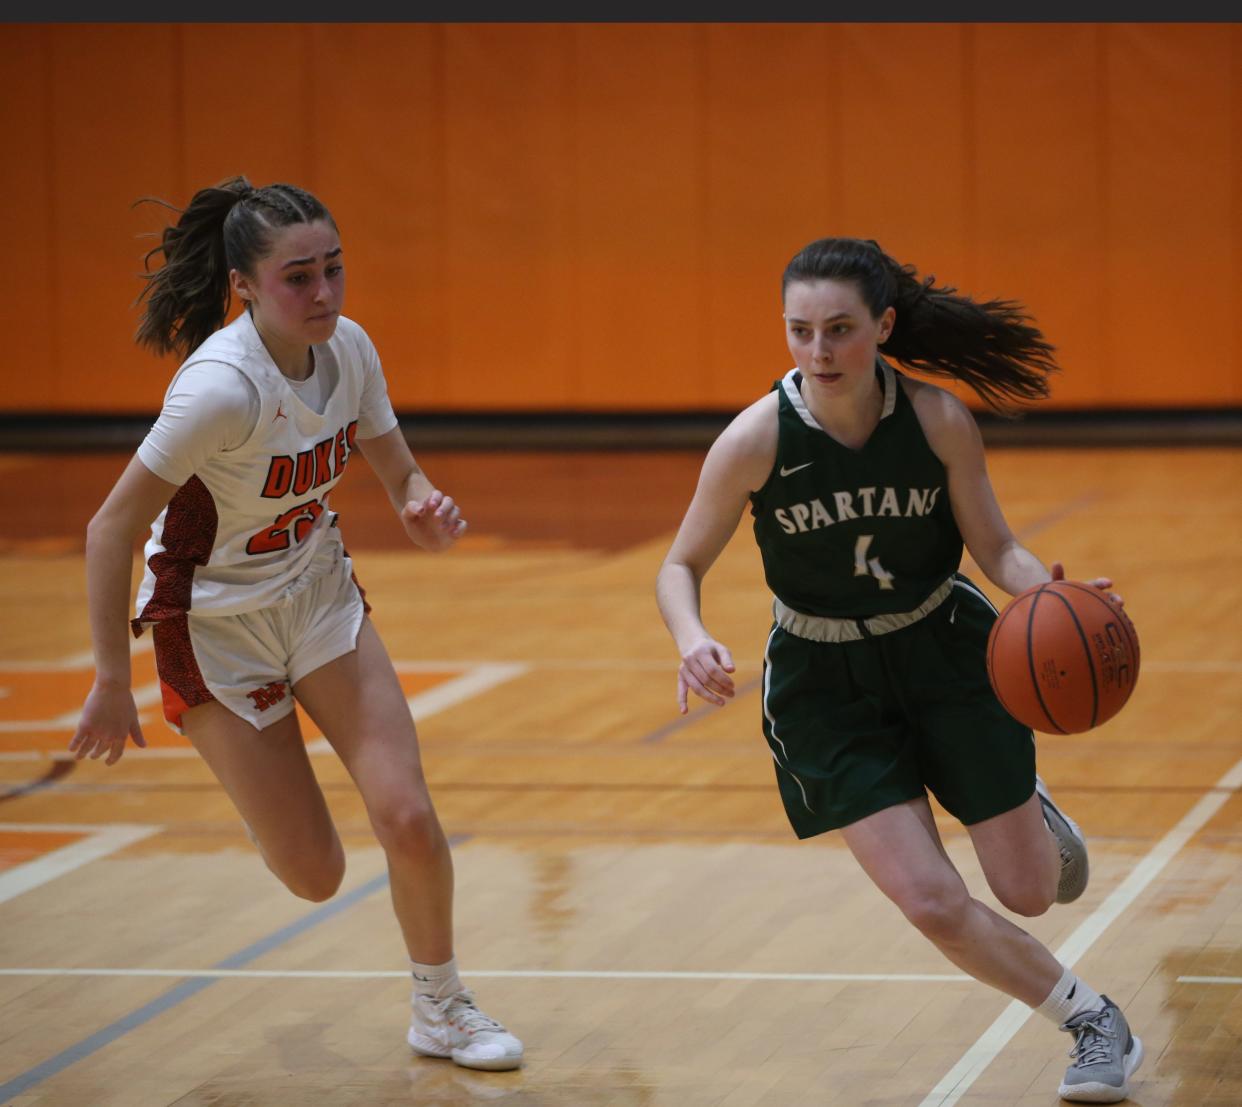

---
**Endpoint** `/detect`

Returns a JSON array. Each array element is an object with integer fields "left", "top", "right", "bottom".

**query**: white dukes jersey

[{"left": 134, "top": 310, "right": 397, "bottom": 624}]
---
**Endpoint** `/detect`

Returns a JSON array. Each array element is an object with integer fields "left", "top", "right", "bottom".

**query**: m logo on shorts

[{"left": 246, "top": 681, "right": 288, "bottom": 712}]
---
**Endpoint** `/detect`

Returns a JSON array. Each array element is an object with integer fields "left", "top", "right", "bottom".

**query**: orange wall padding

[{"left": 2, "top": 23, "right": 1239, "bottom": 415}]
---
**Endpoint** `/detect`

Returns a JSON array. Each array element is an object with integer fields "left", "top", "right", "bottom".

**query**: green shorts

[{"left": 760, "top": 573, "right": 1035, "bottom": 838}]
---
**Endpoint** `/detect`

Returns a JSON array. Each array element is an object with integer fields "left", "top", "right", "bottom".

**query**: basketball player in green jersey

[{"left": 656, "top": 238, "right": 1142, "bottom": 1103}]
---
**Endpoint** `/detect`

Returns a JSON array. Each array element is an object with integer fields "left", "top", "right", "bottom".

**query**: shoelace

[
  {"left": 1064, "top": 1012, "right": 1117, "bottom": 1068},
  {"left": 429, "top": 991, "right": 508, "bottom": 1035}
]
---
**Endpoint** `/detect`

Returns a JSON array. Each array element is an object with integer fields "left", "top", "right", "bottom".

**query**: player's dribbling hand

[
  {"left": 401, "top": 490, "right": 468, "bottom": 552},
  {"left": 1049, "top": 561, "right": 1124, "bottom": 606},
  {"left": 68, "top": 680, "right": 147, "bottom": 766},
  {"left": 677, "top": 638, "right": 736, "bottom": 714}
]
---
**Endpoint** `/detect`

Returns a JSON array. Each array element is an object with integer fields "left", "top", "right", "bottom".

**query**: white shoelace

[{"left": 1066, "top": 1012, "right": 1117, "bottom": 1067}]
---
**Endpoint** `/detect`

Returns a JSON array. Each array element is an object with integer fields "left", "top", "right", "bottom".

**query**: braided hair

[
  {"left": 134, "top": 175, "right": 336, "bottom": 360},
  {"left": 782, "top": 237, "right": 1058, "bottom": 415}
]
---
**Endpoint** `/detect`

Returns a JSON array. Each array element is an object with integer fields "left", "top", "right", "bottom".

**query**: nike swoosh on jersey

[{"left": 779, "top": 462, "right": 814, "bottom": 477}]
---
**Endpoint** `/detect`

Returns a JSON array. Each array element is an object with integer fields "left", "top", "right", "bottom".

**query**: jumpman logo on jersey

[{"left": 273, "top": 403, "right": 287, "bottom": 423}]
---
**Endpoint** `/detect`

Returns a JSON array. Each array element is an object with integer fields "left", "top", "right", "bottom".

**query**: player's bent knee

[
  {"left": 898, "top": 884, "right": 971, "bottom": 943},
  {"left": 990, "top": 878, "right": 1054, "bottom": 918},
  {"left": 283, "top": 861, "right": 346, "bottom": 902},
  {"left": 271, "top": 838, "right": 346, "bottom": 902}
]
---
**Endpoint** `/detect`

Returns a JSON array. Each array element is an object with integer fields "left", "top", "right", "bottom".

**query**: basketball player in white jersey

[{"left": 68, "top": 176, "right": 523, "bottom": 1072}]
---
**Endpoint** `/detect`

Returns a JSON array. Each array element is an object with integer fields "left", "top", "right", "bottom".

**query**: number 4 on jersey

[{"left": 853, "top": 534, "right": 895, "bottom": 590}]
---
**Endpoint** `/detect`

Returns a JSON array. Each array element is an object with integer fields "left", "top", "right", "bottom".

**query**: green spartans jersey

[{"left": 749, "top": 360, "right": 964, "bottom": 619}]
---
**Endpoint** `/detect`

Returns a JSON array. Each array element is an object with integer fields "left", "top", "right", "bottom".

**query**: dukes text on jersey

[{"left": 259, "top": 420, "right": 359, "bottom": 499}]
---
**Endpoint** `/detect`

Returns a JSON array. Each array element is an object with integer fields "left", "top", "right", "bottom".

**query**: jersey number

[
  {"left": 853, "top": 535, "right": 895, "bottom": 591},
  {"left": 245, "top": 498, "right": 324, "bottom": 555}
]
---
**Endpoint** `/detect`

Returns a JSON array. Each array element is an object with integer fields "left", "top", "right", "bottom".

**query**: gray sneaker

[
  {"left": 1036, "top": 775, "right": 1089, "bottom": 903},
  {"left": 1058, "top": 996, "right": 1144, "bottom": 1103}
]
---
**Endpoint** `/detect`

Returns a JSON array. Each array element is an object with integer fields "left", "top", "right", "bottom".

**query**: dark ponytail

[
  {"left": 782, "top": 237, "right": 1057, "bottom": 415},
  {"left": 134, "top": 175, "right": 336, "bottom": 360}
]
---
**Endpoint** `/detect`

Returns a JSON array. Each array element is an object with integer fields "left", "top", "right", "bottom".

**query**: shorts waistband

[{"left": 772, "top": 577, "right": 955, "bottom": 643}]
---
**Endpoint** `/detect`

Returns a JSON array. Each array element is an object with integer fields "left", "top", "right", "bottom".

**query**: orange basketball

[{"left": 986, "top": 580, "right": 1141, "bottom": 734}]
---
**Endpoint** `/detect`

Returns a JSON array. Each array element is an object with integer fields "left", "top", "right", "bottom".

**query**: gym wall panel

[
  {"left": 700, "top": 24, "right": 838, "bottom": 405},
  {"left": 1, "top": 28, "right": 56, "bottom": 409},
  {"left": 568, "top": 24, "right": 707, "bottom": 409},
  {"left": 180, "top": 25, "right": 316, "bottom": 191},
  {"left": 1235, "top": 25, "right": 1242, "bottom": 404},
  {"left": 814, "top": 25, "right": 979, "bottom": 411},
  {"left": 169, "top": 24, "right": 321, "bottom": 393},
  {"left": 439, "top": 25, "right": 579, "bottom": 410},
  {"left": 46, "top": 26, "right": 182, "bottom": 414},
  {"left": 309, "top": 25, "right": 450, "bottom": 408},
  {"left": 1, "top": 23, "right": 1238, "bottom": 416},
  {"left": 1102, "top": 25, "right": 1235, "bottom": 406},
  {"left": 829, "top": 25, "right": 972, "bottom": 290},
  {"left": 971, "top": 25, "right": 1108, "bottom": 407}
]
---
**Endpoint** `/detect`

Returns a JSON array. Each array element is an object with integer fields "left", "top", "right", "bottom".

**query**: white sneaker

[{"left": 408, "top": 988, "right": 524, "bottom": 1071}]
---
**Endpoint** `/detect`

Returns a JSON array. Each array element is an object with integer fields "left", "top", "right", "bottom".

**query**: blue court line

[
  {"left": 0, "top": 832, "right": 470, "bottom": 1104},
  {"left": 641, "top": 676, "right": 763, "bottom": 744},
  {"left": 0, "top": 871, "right": 390, "bottom": 1104},
  {"left": 1012, "top": 491, "right": 1101, "bottom": 544}
]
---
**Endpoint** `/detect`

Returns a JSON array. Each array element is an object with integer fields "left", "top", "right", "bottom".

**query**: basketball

[{"left": 986, "top": 580, "right": 1141, "bottom": 734}]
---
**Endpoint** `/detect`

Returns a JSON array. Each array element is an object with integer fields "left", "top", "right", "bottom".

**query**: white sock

[
  {"left": 1035, "top": 965, "right": 1103, "bottom": 1026},
  {"left": 410, "top": 956, "right": 463, "bottom": 999}
]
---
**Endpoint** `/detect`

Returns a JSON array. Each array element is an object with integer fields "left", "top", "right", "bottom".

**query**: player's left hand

[
  {"left": 401, "top": 490, "right": 467, "bottom": 552},
  {"left": 1050, "top": 561, "right": 1123, "bottom": 606}
]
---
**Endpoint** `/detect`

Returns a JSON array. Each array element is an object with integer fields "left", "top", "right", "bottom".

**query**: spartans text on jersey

[{"left": 773, "top": 485, "right": 942, "bottom": 535}]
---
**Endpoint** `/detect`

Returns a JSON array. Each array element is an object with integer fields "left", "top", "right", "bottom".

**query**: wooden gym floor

[{"left": 1, "top": 445, "right": 1240, "bottom": 1106}]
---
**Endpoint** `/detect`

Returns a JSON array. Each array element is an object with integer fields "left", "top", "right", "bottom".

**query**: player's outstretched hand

[
  {"left": 401, "top": 490, "right": 467, "bottom": 552},
  {"left": 1050, "top": 561, "right": 1123, "bottom": 606},
  {"left": 68, "top": 681, "right": 147, "bottom": 766},
  {"left": 677, "top": 637, "right": 736, "bottom": 714}
]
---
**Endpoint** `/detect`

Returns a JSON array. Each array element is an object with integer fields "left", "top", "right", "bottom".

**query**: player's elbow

[
  {"left": 85, "top": 503, "right": 146, "bottom": 560},
  {"left": 655, "top": 556, "right": 700, "bottom": 595},
  {"left": 85, "top": 506, "right": 122, "bottom": 553}
]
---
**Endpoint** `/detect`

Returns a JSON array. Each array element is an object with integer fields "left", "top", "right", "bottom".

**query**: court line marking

[
  {"left": 1008, "top": 491, "right": 1101, "bottom": 542},
  {"left": 0, "top": 682, "right": 163, "bottom": 734},
  {"left": 0, "top": 869, "right": 394, "bottom": 1106},
  {"left": 919, "top": 753, "right": 1242, "bottom": 1107},
  {"left": 1, "top": 630, "right": 1221, "bottom": 683},
  {"left": 641, "top": 676, "right": 763, "bottom": 744},
  {"left": 301, "top": 662, "right": 530, "bottom": 756},
  {"left": 0, "top": 651, "right": 1233, "bottom": 745},
  {"left": 0, "top": 662, "right": 530, "bottom": 760},
  {"left": 0, "top": 638, "right": 153, "bottom": 673},
  {"left": 0, "top": 823, "right": 161, "bottom": 906},
  {"left": 402, "top": 662, "right": 529, "bottom": 718},
  {"left": 0, "top": 968, "right": 970, "bottom": 982},
  {"left": 1175, "top": 976, "right": 1242, "bottom": 985},
  {"left": 5, "top": 653, "right": 1226, "bottom": 673}
]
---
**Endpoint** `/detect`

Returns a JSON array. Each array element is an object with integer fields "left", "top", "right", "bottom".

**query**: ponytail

[
  {"left": 134, "top": 175, "right": 336, "bottom": 361},
  {"left": 782, "top": 238, "right": 1057, "bottom": 415},
  {"left": 134, "top": 176, "right": 250, "bottom": 360}
]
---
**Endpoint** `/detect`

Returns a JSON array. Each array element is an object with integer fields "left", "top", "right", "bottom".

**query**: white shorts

[{"left": 150, "top": 539, "right": 370, "bottom": 734}]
